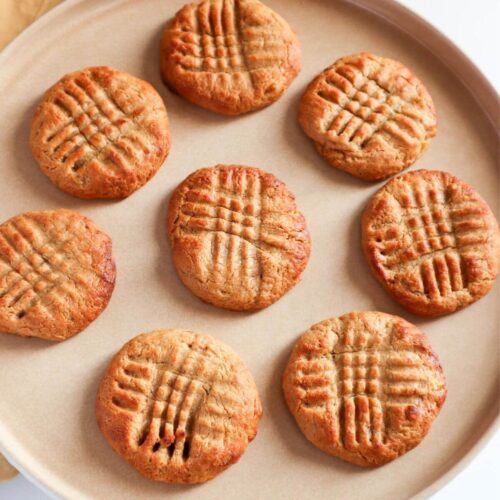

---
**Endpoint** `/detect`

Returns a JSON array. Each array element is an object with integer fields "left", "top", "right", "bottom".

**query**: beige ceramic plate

[{"left": 0, "top": 0, "right": 498, "bottom": 498}]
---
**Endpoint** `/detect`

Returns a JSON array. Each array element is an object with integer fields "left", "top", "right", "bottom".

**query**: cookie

[
  {"left": 167, "top": 164, "right": 311, "bottom": 310},
  {"left": 282, "top": 311, "right": 447, "bottom": 467},
  {"left": 96, "top": 329, "right": 262, "bottom": 484},
  {"left": 298, "top": 53, "right": 437, "bottom": 181},
  {"left": 160, "top": 0, "right": 301, "bottom": 115},
  {"left": 362, "top": 170, "right": 500, "bottom": 316},
  {"left": 0, "top": 209, "right": 116, "bottom": 341},
  {"left": 30, "top": 66, "right": 170, "bottom": 199},
  {"left": 0, "top": 454, "right": 17, "bottom": 482}
]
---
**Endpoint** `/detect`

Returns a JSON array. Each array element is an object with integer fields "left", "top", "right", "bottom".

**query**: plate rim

[
  {"left": 350, "top": 0, "right": 499, "bottom": 128},
  {"left": 0, "top": 0, "right": 498, "bottom": 498}
]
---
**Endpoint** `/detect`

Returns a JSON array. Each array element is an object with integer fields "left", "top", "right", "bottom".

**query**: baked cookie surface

[
  {"left": 298, "top": 53, "right": 437, "bottom": 181},
  {"left": 282, "top": 311, "right": 446, "bottom": 466},
  {"left": 167, "top": 164, "right": 311, "bottom": 310},
  {"left": 160, "top": 0, "right": 301, "bottom": 115},
  {"left": 362, "top": 170, "right": 500, "bottom": 316},
  {"left": 0, "top": 209, "right": 115, "bottom": 341},
  {"left": 96, "top": 329, "right": 262, "bottom": 484},
  {"left": 30, "top": 66, "right": 170, "bottom": 199}
]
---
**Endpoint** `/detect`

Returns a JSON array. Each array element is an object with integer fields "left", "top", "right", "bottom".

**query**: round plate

[{"left": 0, "top": 0, "right": 498, "bottom": 498}]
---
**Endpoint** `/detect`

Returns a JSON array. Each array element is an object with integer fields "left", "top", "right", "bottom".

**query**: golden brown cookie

[
  {"left": 0, "top": 209, "right": 115, "bottom": 341},
  {"left": 298, "top": 53, "right": 437, "bottom": 181},
  {"left": 0, "top": 454, "right": 17, "bottom": 482},
  {"left": 362, "top": 170, "right": 500, "bottom": 316},
  {"left": 282, "top": 311, "right": 447, "bottom": 467},
  {"left": 30, "top": 66, "right": 170, "bottom": 199},
  {"left": 167, "top": 164, "right": 311, "bottom": 310},
  {"left": 160, "top": 0, "right": 301, "bottom": 115},
  {"left": 96, "top": 329, "right": 262, "bottom": 484}
]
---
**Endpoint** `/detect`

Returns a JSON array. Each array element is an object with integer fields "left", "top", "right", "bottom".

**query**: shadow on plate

[{"left": 0, "top": 331, "right": 59, "bottom": 353}]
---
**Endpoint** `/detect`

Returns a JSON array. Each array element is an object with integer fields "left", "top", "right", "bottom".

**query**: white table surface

[{"left": 0, "top": 0, "right": 498, "bottom": 498}]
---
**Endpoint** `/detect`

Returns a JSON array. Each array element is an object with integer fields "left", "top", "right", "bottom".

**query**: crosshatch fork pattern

[
  {"left": 111, "top": 338, "right": 237, "bottom": 461},
  {"left": 373, "top": 178, "right": 491, "bottom": 298},
  {"left": 0, "top": 215, "right": 91, "bottom": 320},
  {"left": 284, "top": 312, "right": 447, "bottom": 465},
  {"left": 316, "top": 59, "right": 429, "bottom": 150},
  {"left": 175, "top": 168, "right": 295, "bottom": 302},
  {"left": 45, "top": 73, "right": 152, "bottom": 174},
  {"left": 297, "top": 347, "right": 428, "bottom": 448},
  {"left": 180, "top": 0, "right": 250, "bottom": 74},
  {"left": 168, "top": 165, "right": 311, "bottom": 310},
  {"left": 182, "top": 168, "right": 264, "bottom": 287},
  {"left": 171, "top": 0, "right": 284, "bottom": 82}
]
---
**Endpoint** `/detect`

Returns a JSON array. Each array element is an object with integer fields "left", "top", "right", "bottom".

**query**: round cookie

[
  {"left": 30, "top": 66, "right": 170, "bottom": 199},
  {"left": 362, "top": 170, "right": 500, "bottom": 316},
  {"left": 298, "top": 53, "right": 437, "bottom": 181},
  {"left": 167, "top": 164, "right": 311, "bottom": 310},
  {"left": 96, "top": 329, "right": 262, "bottom": 484},
  {"left": 0, "top": 209, "right": 116, "bottom": 341},
  {"left": 282, "top": 311, "right": 447, "bottom": 467},
  {"left": 160, "top": 0, "right": 301, "bottom": 115}
]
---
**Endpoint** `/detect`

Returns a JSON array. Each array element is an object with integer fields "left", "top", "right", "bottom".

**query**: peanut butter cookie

[
  {"left": 0, "top": 209, "right": 115, "bottom": 340},
  {"left": 283, "top": 311, "right": 447, "bottom": 466},
  {"left": 299, "top": 53, "right": 437, "bottom": 181},
  {"left": 96, "top": 329, "right": 262, "bottom": 483},
  {"left": 160, "top": 0, "right": 301, "bottom": 115},
  {"left": 167, "top": 164, "right": 311, "bottom": 310},
  {"left": 30, "top": 66, "right": 170, "bottom": 199},
  {"left": 362, "top": 170, "right": 500, "bottom": 315}
]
